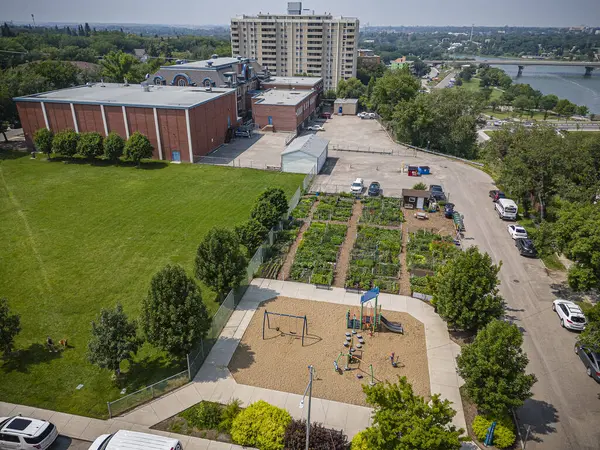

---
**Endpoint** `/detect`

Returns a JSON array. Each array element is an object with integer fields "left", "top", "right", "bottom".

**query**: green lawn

[
  {"left": 0, "top": 151, "right": 303, "bottom": 418},
  {"left": 459, "top": 78, "right": 503, "bottom": 101}
]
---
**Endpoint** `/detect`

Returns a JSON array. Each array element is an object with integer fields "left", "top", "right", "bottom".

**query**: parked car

[
  {"left": 234, "top": 130, "right": 252, "bottom": 138},
  {"left": 350, "top": 178, "right": 364, "bottom": 194},
  {"left": 574, "top": 343, "right": 600, "bottom": 382},
  {"left": 430, "top": 184, "right": 444, "bottom": 193},
  {"left": 515, "top": 238, "right": 537, "bottom": 257},
  {"left": 358, "top": 112, "right": 376, "bottom": 119},
  {"left": 507, "top": 224, "right": 528, "bottom": 239},
  {"left": 320, "top": 112, "right": 332, "bottom": 119},
  {"left": 89, "top": 430, "right": 183, "bottom": 450},
  {"left": 368, "top": 181, "right": 381, "bottom": 196},
  {"left": 489, "top": 190, "right": 506, "bottom": 202},
  {"left": 552, "top": 299, "right": 587, "bottom": 331},
  {"left": 444, "top": 203, "right": 455, "bottom": 218},
  {"left": 0, "top": 416, "right": 58, "bottom": 450},
  {"left": 430, "top": 191, "right": 447, "bottom": 202},
  {"left": 307, "top": 125, "right": 324, "bottom": 131},
  {"left": 493, "top": 120, "right": 503, "bottom": 126}
]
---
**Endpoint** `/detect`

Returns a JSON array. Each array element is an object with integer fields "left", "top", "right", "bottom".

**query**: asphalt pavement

[{"left": 50, "top": 436, "right": 90, "bottom": 449}]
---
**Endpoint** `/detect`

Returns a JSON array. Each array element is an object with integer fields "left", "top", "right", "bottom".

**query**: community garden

[{"left": 0, "top": 150, "right": 303, "bottom": 418}]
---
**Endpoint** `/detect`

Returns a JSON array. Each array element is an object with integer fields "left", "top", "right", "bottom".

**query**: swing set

[{"left": 262, "top": 310, "right": 308, "bottom": 346}]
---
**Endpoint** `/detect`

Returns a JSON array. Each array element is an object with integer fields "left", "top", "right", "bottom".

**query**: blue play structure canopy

[{"left": 360, "top": 287, "right": 379, "bottom": 304}]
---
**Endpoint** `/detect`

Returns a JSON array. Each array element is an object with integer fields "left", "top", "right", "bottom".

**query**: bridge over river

[{"left": 423, "top": 59, "right": 600, "bottom": 76}]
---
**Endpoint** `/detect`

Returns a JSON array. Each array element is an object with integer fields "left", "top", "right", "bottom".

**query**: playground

[{"left": 228, "top": 295, "right": 430, "bottom": 407}]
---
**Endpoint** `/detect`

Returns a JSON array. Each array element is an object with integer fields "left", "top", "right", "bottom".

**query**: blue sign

[{"left": 172, "top": 151, "right": 181, "bottom": 162}]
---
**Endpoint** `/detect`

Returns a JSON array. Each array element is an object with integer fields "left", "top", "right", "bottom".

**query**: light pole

[{"left": 299, "top": 365, "right": 314, "bottom": 450}]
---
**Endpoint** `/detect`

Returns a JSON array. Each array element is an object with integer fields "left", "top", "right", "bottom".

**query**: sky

[{"left": 4, "top": 0, "right": 600, "bottom": 28}]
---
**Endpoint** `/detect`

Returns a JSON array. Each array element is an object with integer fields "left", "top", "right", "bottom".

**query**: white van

[
  {"left": 88, "top": 430, "right": 183, "bottom": 450},
  {"left": 495, "top": 198, "right": 518, "bottom": 220}
]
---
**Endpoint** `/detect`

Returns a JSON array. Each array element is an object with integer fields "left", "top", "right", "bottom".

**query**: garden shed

[
  {"left": 402, "top": 189, "right": 431, "bottom": 210},
  {"left": 281, "top": 134, "right": 328, "bottom": 174},
  {"left": 334, "top": 98, "right": 359, "bottom": 115}
]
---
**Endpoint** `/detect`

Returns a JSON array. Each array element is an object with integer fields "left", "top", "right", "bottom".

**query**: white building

[
  {"left": 230, "top": 2, "right": 358, "bottom": 91},
  {"left": 281, "top": 134, "right": 328, "bottom": 174}
]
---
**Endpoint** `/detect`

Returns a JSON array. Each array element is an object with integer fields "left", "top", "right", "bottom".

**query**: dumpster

[{"left": 418, "top": 166, "right": 430, "bottom": 175}]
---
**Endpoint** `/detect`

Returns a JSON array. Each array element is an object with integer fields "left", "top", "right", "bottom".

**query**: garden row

[
  {"left": 345, "top": 226, "right": 402, "bottom": 293},
  {"left": 360, "top": 196, "right": 403, "bottom": 227}
]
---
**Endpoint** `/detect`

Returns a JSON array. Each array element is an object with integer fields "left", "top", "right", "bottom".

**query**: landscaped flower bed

[
  {"left": 291, "top": 194, "right": 317, "bottom": 220},
  {"left": 406, "top": 229, "right": 458, "bottom": 273},
  {"left": 290, "top": 222, "right": 347, "bottom": 285},
  {"left": 345, "top": 226, "right": 402, "bottom": 293},
  {"left": 257, "top": 221, "right": 303, "bottom": 279},
  {"left": 360, "top": 197, "right": 404, "bottom": 227},
  {"left": 313, "top": 194, "right": 355, "bottom": 222}
]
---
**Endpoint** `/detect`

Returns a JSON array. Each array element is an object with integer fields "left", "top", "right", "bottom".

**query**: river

[{"left": 456, "top": 55, "right": 600, "bottom": 114}]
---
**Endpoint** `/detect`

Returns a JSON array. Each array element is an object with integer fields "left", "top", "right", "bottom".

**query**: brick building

[
  {"left": 15, "top": 83, "right": 238, "bottom": 163},
  {"left": 251, "top": 88, "right": 318, "bottom": 132},
  {"left": 260, "top": 76, "right": 323, "bottom": 93}
]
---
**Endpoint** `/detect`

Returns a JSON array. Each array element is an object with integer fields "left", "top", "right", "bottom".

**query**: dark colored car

[
  {"left": 575, "top": 343, "right": 600, "bottom": 382},
  {"left": 320, "top": 112, "right": 332, "bottom": 119},
  {"left": 444, "top": 203, "right": 455, "bottom": 218},
  {"left": 489, "top": 190, "right": 506, "bottom": 202},
  {"left": 430, "top": 184, "right": 444, "bottom": 193},
  {"left": 430, "top": 191, "right": 447, "bottom": 202},
  {"left": 368, "top": 182, "right": 381, "bottom": 196},
  {"left": 515, "top": 238, "right": 537, "bottom": 257}
]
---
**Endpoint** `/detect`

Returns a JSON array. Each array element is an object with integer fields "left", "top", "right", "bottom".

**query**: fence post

[
  {"left": 150, "top": 385, "right": 155, "bottom": 399},
  {"left": 107, "top": 402, "right": 112, "bottom": 419},
  {"left": 186, "top": 353, "right": 192, "bottom": 381}
]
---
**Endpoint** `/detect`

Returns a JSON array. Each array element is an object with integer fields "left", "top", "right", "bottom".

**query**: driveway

[
  {"left": 313, "top": 117, "right": 600, "bottom": 449},
  {"left": 50, "top": 436, "right": 90, "bottom": 450}
]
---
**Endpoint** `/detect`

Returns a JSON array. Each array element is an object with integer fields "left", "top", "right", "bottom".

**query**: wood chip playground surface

[{"left": 228, "top": 296, "right": 430, "bottom": 407}]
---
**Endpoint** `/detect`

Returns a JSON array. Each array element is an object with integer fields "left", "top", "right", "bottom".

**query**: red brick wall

[
  {"left": 125, "top": 107, "right": 160, "bottom": 159},
  {"left": 74, "top": 104, "right": 104, "bottom": 134},
  {"left": 104, "top": 106, "right": 127, "bottom": 137},
  {"left": 157, "top": 109, "right": 189, "bottom": 162},
  {"left": 252, "top": 90, "right": 318, "bottom": 132},
  {"left": 45, "top": 103, "right": 75, "bottom": 131},
  {"left": 16, "top": 102, "right": 46, "bottom": 147},
  {"left": 189, "top": 91, "right": 237, "bottom": 158}
]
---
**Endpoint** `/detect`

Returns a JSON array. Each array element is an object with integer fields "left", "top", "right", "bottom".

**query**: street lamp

[{"left": 299, "top": 365, "right": 314, "bottom": 450}]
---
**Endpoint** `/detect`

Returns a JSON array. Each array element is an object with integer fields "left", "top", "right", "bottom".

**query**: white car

[
  {"left": 552, "top": 299, "right": 587, "bottom": 331},
  {"left": 0, "top": 416, "right": 58, "bottom": 450},
  {"left": 307, "top": 125, "right": 324, "bottom": 131},
  {"left": 493, "top": 120, "right": 503, "bottom": 126},
  {"left": 350, "top": 178, "right": 364, "bottom": 193},
  {"left": 507, "top": 224, "right": 528, "bottom": 239}
]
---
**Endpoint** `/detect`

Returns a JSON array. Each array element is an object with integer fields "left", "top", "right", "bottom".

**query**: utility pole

[
  {"left": 31, "top": 14, "right": 36, "bottom": 28},
  {"left": 470, "top": 24, "right": 474, "bottom": 42},
  {"left": 299, "top": 365, "right": 314, "bottom": 450}
]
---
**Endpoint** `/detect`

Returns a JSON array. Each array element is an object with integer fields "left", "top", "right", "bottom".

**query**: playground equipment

[
  {"left": 262, "top": 310, "right": 308, "bottom": 346},
  {"left": 390, "top": 352, "right": 399, "bottom": 368},
  {"left": 334, "top": 350, "right": 375, "bottom": 386},
  {"left": 380, "top": 315, "right": 404, "bottom": 334},
  {"left": 346, "top": 287, "right": 382, "bottom": 334}
]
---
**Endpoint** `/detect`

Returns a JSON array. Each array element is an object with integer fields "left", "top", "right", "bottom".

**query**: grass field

[
  {"left": 459, "top": 78, "right": 503, "bottom": 101},
  {"left": 0, "top": 151, "right": 303, "bottom": 418}
]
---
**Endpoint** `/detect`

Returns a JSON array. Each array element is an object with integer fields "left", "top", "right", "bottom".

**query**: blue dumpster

[{"left": 418, "top": 166, "right": 430, "bottom": 175}]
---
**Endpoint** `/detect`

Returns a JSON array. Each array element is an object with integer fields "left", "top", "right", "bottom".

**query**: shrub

[
  {"left": 230, "top": 400, "right": 291, "bottom": 450},
  {"left": 104, "top": 132, "right": 125, "bottom": 160},
  {"left": 33, "top": 128, "right": 53, "bottom": 157},
  {"left": 218, "top": 399, "right": 242, "bottom": 433},
  {"left": 181, "top": 401, "right": 222, "bottom": 430},
  {"left": 350, "top": 431, "right": 370, "bottom": 450},
  {"left": 124, "top": 131, "right": 154, "bottom": 165},
  {"left": 472, "top": 415, "right": 516, "bottom": 449},
  {"left": 412, "top": 182, "right": 427, "bottom": 190},
  {"left": 77, "top": 131, "right": 104, "bottom": 157},
  {"left": 284, "top": 419, "right": 348, "bottom": 449},
  {"left": 52, "top": 129, "right": 78, "bottom": 157}
]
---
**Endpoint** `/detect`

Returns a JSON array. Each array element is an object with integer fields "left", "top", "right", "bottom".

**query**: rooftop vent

[{"left": 207, "top": 61, "right": 213, "bottom": 67}]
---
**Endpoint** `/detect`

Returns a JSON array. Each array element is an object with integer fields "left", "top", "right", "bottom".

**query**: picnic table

[{"left": 415, "top": 212, "right": 429, "bottom": 220}]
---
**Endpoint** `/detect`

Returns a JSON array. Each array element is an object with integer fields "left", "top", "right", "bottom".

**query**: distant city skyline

[{"left": 3, "top": 0, "right": 600, "bottom": 28}]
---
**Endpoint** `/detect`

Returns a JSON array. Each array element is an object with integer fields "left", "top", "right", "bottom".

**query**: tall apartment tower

[{"left": 230, "top": 2, "right": 358, "bottom": 91}]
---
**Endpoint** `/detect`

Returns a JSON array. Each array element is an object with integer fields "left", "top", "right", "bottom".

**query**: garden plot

[
  {"left": 257, "top": 221, "right": 303, "bottom": 279},
  {"left": 289, "top": 222, "right": 347, "bottom": 285},
  {"left": 360, "top": 197, "right": 404, "bottom": 227},
  {"left": 313, "top": 194, "right": 355, "bottom": 222},
  {"left": 406, "top": 229, "right": 459, "bottom": 295},
  {"left": 345, "top": 226, "right": 402, "bottom": 293},
  {"left": 291, "top": 194, "right": 317, "bottom": 220}
]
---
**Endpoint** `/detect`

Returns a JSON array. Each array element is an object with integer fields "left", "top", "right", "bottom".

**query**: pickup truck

[{"left": 489, "top": 190, "right": 506, "bottom": 202}]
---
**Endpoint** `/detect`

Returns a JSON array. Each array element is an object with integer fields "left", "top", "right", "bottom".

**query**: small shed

[
  {"left": 334, "top": 98, "right": 359, "bottom": 116},
  {"left": 402, "top": 189, "right": 431, "bottom": 210},
  {"left": 281, "top": 134, "right": 328, "bottom": 174}
]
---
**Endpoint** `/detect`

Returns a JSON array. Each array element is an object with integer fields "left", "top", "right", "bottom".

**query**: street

[{"left": 50, "top": 436, "right": 90, "bottom": 449}]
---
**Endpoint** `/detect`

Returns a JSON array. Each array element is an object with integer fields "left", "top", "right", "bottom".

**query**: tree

[
  {"left": 539, "top": 94, "right": 558, "bottom": 119},
  {"left": 124, "top": 131, "right": 153, "bottom": 166},
  {"left": 576, "top": 105, "right": 589, "bottom": 117},
  {"left": 554, "top": 98, "right": 576, "bottom": 117},
  {"left": 52, "top": 129, "right": 79, "bottom": 157},
  {"left": 87, "top": 303, "right": 139, "bottom": 377},
  {"left": 195, "top": 228, "right": 247, "bottom": 299},
  {"left": 512, "top": 95, "right": 534, "bottom": 115},
  {"left": 457, "top": 320, "right": 537, "bottom": 417},
  {"left": 370, "top": 68, "right": 420, "bottom": 120},
  {"left": 336, "top": 77, "right": 366, "bottom": 99},
  {"left": 76, "top": 131, "right": 104, "bottom": 158},
  {"left": 411, "top": 58, "right": 430, "bottom": 77},
  {"left": 323, "top": 89, "right": 337, "bottom": 99},
  {"left": 432, "top": 246, "right": 505, "bottom": 332},
  {"left": 359, "top": 376, "right": 463, "bottom": 450},
  {"left": 0, "top": 298, "right": 21, "bottom": 356},
  {"left": 256, "top": 188, "right": 289, "bottom": 219},
  {"left": 250, "top": 187, "right": 289, "bottom": 230},
  {"left": 103, "top": 131, "right": 125, "bottom": 161},
  {"left": 33, "top": 128, "right": 53, "bottom": 158},
  {"left": 235, "top": 219, "right": 268, "bottom": 256},
  {"left": 142, "top": 265, "right": 210, "bottom": 356},
  {"left": 100, "top": 51, "right": 143, "bottom": 83},
  {"left": 412, "top": 182, "right": 427, "bottom": 190},
  {"left": 578, "top": 321, "right": 600, "bottom": 353}
]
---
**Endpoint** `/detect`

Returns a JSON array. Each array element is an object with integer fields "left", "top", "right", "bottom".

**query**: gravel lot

[{"left": 229, "top": 296, "right": 430, "bottom": 407}]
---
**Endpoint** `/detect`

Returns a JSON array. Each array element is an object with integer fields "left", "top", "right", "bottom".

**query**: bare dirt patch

[
  {"left": 333, "top": 201, "right": 363, "bottom": 287},
  {"left": 229, "top": 296, "right": 430, "bottom": 407},
  {"left": 403, "top": 209, "right": 456, "bottom": 237}
]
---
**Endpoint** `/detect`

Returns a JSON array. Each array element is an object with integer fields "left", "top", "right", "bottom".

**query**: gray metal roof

[
  {"left": 166, "top": 57, "right": 247, "bottom": 70},
  {"left": 263, "top": 76, "right": 322, "bottom": 87},
  {"left": 253, "top": 89, "right": 313, "bottom": 106},
  {"left": 13, "top": 83, "right": 236, "bottom": 109},
  {"left": 334, "top": 98, "right": 359, "bottom": 104},
  {"left": 282, "top": 134, "right": 328, "bottom": 157}
]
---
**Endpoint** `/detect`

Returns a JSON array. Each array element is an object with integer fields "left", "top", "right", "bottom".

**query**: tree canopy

[
  {"left": 0, "top": 298, "right": 21, "bottom": 356},
  {"left": 370, "top": 67, "right": 420, "bottom": 121}
]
